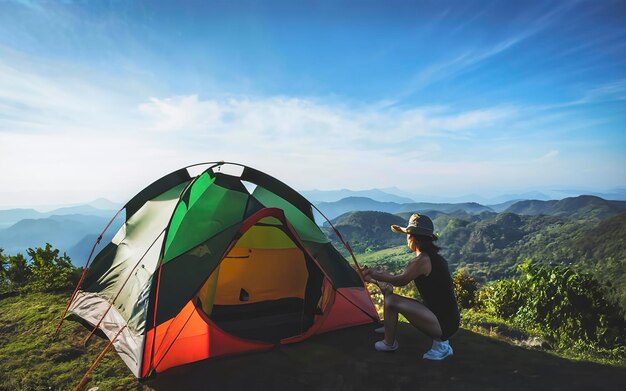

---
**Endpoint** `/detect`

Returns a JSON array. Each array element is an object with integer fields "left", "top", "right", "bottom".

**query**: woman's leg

[{"left": 383, "top": 293, "right": 442, "bottom": 344}]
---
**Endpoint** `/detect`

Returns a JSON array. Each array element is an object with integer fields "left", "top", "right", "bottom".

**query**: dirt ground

[{"left": 144, "top": 323, "right": 626, "bottom": 391}]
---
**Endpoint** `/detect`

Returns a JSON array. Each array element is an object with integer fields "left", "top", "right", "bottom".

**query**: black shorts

[{"left": 432, "top": 309, "right": 460, "bottom": 340}]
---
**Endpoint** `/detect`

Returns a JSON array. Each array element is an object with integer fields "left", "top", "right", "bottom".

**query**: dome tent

[{"left": 56, "top": 162, "right": 378, "bottom": 382}]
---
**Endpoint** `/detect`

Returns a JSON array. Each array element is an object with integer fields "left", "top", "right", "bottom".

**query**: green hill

[
  {"left": 323, "top": 211, "right": 407, "bottom": 253},
  {"left": 315, "top": 197, "right": 494, "bottom": 220},
  {"left": 505, "top": 195, "right": 626, "bottom": 220},
  {"left": 335, "top": 208, "right": 626, "bottom": 308}
]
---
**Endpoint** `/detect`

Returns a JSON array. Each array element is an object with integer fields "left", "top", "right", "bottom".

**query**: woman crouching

[{"left": 362, "top": 213, "right": 460, "bottom": 360}]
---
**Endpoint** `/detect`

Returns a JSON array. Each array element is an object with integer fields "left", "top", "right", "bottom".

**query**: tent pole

[
  {"left": 279, "top": 211, "right": 379, "bottom": 323},
  {"left": 310, "top": 204, "right": 366, "bottom": 277},
  {"left": 73, "top": 325, "right": 127, "bottom": 391},
  {"left": 147, "top": 256, "right": 165, "bottom": 375},
  {"left": 310, "top": 204, "right": 379, "bottom": 318},
  {"left": 53, "top": 207, "right": 124, "bottom": 339},
  {"left": 83, "top": 230, "right": 166, "bottom": 346}
]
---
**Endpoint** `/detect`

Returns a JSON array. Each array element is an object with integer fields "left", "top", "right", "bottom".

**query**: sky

[{"left": 0, "top": 0, "right": 625, "bottom": 208}]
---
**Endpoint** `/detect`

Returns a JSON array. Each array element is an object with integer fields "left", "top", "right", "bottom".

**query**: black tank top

[{"left": 414, "top": 253, "right": 459, "bottom": 324}]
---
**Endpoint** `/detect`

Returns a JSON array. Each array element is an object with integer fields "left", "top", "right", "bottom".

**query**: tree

[
  {"left": 26, "top": 243, "right": 80, "bottom": 292},
  {"left": 6, "top": 253, "right": 31, "bottom": 289}
]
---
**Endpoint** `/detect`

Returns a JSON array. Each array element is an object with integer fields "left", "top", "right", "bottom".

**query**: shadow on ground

[{"left": 143, "top": 323, "right": 626, "bottom": 391}]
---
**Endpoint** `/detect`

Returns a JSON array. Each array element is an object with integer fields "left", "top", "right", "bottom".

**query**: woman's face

[{"left": 407, "top": 234, "right": 416, "bottom": 251}]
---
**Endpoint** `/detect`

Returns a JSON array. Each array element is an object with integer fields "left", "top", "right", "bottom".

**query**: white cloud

[
  {"left": 0, "top": 45, "right": 619, "bottom": 208},
  {"left": 0, "top": 83, "right": 520, "bottom": 206},
  {"left": 138, "top": 94, "right": 515, "bottom": 146}
]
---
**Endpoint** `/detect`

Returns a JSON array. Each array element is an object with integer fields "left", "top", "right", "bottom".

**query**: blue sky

[{"left": 0, "top": 0, "right": 625, "bottom": 207}]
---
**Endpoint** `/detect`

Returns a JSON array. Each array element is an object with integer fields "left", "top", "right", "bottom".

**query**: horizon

[
  {"left": 2, "top": 186, "right": 625, "bottom": 213},
  {"left": 1, "top": 1, "right": 625, "bottom": 207}
]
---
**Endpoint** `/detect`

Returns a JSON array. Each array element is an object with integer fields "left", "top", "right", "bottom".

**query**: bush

[
  {"left": 453, "top": 269, "right": 480, "bottom": 309},
  {"left": 479, "top": 278, "right": 526, "bottom": 319},
  {"left": 0, "top": 249, "right": 32, "bottom": 291},
  {"left": 478, "top": 259, "right": 626, "bottom": 350},
  {"left": 0, "top": 244, "right": 81, "bottom": 293},
  {"left": 27, "top": 244, "right": 81, "bottom": 292}
]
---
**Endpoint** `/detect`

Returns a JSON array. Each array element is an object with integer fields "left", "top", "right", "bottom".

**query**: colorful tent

[{"left": 58, "top": 162, "right": 378, "bottom": 380}]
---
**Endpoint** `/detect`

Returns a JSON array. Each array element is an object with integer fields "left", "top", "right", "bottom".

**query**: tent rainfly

[{"left": 56, "top": 162, "right": 378, "bottom": 383}]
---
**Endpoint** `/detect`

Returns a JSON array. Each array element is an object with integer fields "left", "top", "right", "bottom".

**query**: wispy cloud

[
  {"left": 0, "top": 0, "right": 623, "bottom": 207},
  {"left": 392, "top": 2, "right": 576, "bottom": 103},
  {"left": 138, "top": 94, "right": 516, "bottom": 148},
  {"left": 0, "top": 54, "right": 518, "bottom": 205},
  {"left": 531, "top": 79, "right": 626, "bottom": 111},
  {"left": 0, "top": 47, "right": 149, "bottom": 134},
  {"left": 540, "top": 150, "right": 559, "bottom": 161},
  {"left": 580, "top": 79, "right": 626, "bottom": 103}
]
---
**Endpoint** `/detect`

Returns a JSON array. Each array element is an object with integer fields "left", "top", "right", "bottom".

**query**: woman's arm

[{"left": 368, "top": 255, "right": 431, "bottom": 287}]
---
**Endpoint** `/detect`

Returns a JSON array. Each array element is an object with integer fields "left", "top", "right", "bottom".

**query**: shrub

[
  {"left": 478, "top": 259, "right": 626, "bottom": 350},
  {"left": 452, "top": 269, "right": 480, "bottom": 309},
  {"left": 1, "top": 251, "right": 32, "bottom": 291},
  {"left": 479, "top": 278, "right": 526, "bottom": 319},
  {"left": 26, "top": 244, "right": 81, "bottom": 292}
]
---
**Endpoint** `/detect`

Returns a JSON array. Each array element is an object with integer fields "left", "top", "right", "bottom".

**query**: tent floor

[{"left": 209, "top": 298, "right": 310, "bottom": 343}]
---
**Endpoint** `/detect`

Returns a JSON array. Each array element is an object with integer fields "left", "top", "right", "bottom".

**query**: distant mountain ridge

[
  {"left": 505, "top": 195, "right": 626, "bottom": 220},
  {"left": 301, "top": 189, "right": 415, "bottom": 203},
  {"left": 315, "top": 196, "right": 494, "bottom": 220},
  {"left": 315, "top": 195, "right": 626, "bottom": 223},
  {"left": 1, "top": 194, "right": 623, "bottom": 269},
  {"left": 0, "top": 199, "right": 122, "bottom": 265},
  {"left": 0, "top": 199, "right": 119, "bottom": 228},
  {"left": 0, "top": 214, "right": 109, "bottom": 256}
]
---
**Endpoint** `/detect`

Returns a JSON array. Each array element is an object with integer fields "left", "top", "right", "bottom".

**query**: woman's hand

[
  {"left": 362, "top": 266, "right": 382, "bottom": 279},
  {"left": 377, "top": 281, "right": 393, "bottom": 296},
  {"left": 362, "top": 266, "right": 374, "bottom": 280}
]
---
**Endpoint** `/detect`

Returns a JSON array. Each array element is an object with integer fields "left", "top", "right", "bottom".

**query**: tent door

[{"left": 196, "top": 221, "right": 324, "bottom": 343}]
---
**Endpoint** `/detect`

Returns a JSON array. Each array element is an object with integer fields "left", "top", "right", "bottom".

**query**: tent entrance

[{"left": 196, "top": 218, "right": 324, "bottom": 343}]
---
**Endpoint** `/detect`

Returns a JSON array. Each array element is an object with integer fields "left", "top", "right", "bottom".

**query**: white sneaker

[
  {"left": 374, "top": 339, "right": 398, "bottom": 352},
  {"left": 374, "top": 326, "right": 385, "bottom": 334},
  {"left": 422, "top": 340, "right": 453, "bottom": 360}
]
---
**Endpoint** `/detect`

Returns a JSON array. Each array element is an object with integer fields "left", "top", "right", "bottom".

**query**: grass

[
  {"left": 1, "top": 290, "right": 623, "bottom": 390},
  {"left": 356, "top": 245, "right": 413, "bottom": 274},
  {"left": 461, "top": 309, "right": 626, "bottom": 367},
  {"left": 0, "top": 291, "right": 141, "bottom": 391}
]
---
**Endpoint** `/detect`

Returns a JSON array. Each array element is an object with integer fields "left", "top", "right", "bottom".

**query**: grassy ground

[
  {"left": 146, "top": 323, "right": 626, "bottom": 391},
  {"left": 357, "top": 245, "right": 413, "bottom": 274},
  {"left": 1, "top": 291, "right": 624, "bottom": 390},
  {"left": 0, "top": 292, "right": 139, "bottom": 391}
]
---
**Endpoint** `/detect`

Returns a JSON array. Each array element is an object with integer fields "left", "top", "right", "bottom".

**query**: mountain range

[
  {"left": 321, "top": 196, "right": 626, "bottom": 308},
  {"left": 1, "top": 193, "right": 625, "bottom": 268},
  {"left": 0, "top": 202, "right": 124, "bottom": 266},
  {"left": 302, "top": 187, "right": 626, "bottom": 204},
  {"left": 316, "top": 197, "right": 493, "bottom": 221},
  {"left": 0, "top": 200, "right": 119, "bottom": 229}
]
